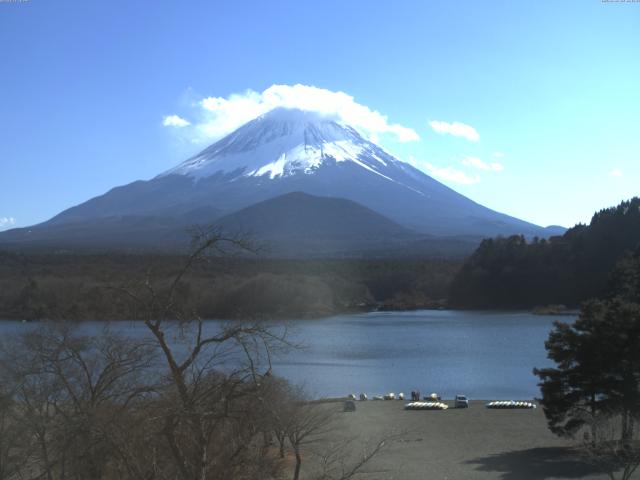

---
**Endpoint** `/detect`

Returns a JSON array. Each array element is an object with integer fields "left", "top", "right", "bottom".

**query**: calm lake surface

[
  {"left": 0, "top": 310, "right": 573, "bottom": 400},
  {"left": 273, "top": 310, "right": 574, "bottom": 400}
]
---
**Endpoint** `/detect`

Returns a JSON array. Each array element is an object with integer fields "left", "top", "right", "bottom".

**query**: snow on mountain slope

[{"left": 161, "top": 108, "right": 399, "bottom": 184}]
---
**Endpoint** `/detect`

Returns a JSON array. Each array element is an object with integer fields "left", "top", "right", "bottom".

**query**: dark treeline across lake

[
  {"left": 451, "top": 198, "right": 640, "bottom": 310},
  {"left": 0, "top": 253, "right": 460, "bottom": 321},
  {"left": 0, "top": 310, "right": 570, "bottom": 400}
]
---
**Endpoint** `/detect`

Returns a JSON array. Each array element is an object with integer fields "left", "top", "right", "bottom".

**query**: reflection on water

[{"left": 0, "top": 310, "right": 572, "bottom": 400}]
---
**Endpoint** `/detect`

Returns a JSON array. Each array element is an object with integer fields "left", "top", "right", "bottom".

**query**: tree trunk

[
  {"left": 621, "top": 409, "right": 631, "bottom": 446},
  {"left": 590, "top": 393, "right": 597, "bottom": 444},
  {"left": 198, "top": 420, "right": 208, "bottom": 480},
  {"left": 38, "top": 432, "right": 54, "bottom": 480},
  {"left": 276, "top": 432, "right": 286, "bottom": 458},
  {"left": 292, "top": 449, "right": 302, "bottom": 480}
]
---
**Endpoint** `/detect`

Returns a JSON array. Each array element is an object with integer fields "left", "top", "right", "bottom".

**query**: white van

[{"left": 455, "top": 394, "right": 469, "bottom": 408}]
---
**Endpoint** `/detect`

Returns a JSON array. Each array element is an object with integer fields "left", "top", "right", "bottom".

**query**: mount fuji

[{"left": 0, "top": 108, "right": 562, "bottom": 255}]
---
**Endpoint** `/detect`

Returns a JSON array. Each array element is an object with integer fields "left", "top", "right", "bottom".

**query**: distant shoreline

[
  {"left": 310, "top": 397, "right": 539, "bottom": 404},
  {"left": 0, "top": 306, "right": 580, "bottom": 323}
]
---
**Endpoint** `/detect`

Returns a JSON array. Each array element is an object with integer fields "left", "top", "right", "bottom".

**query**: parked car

[{"left": 455, "top": 394, "right": 469, "bottom": 408}]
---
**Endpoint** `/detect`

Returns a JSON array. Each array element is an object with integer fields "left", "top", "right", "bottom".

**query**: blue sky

[{"left": 1, "top": 0, "right": 638, "bottom": 230}]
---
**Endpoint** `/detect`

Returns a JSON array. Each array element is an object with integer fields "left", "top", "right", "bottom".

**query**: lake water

[
  {"left": 273, "top": 310, "right": 570, "bottom": 400},
  {"left": 0, "top": 310, "right": 572, "bottom": 401}
]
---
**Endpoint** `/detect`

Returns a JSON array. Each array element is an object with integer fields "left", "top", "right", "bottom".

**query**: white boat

[
  {"left": 404, "top": 401, "right": 448, "bottom": 411},
  {"left": 485, "top": 400, "right": 536, "bottom": 409}
]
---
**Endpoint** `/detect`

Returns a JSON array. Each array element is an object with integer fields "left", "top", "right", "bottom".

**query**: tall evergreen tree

[{"left": 534, "top": 251, "right": 640, "bottom": 444}]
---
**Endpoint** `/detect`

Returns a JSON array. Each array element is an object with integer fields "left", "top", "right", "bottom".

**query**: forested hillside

[
  {"left": 450, "top": 198, "right": 640, "bottom": 309},
  {"left": 0, "top": 253, "right": 460, "bottom": 320}
]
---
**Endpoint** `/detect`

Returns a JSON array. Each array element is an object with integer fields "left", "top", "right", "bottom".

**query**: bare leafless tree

[
  {"left": 256, "top": 377, "right": 395, "bottom": 480},
  {"left": 581, "top": 412, "right": 640, "bottom": 480},
  {"left": 0, "top": 384, "right": 31, "bottom": 480},
  {"left": 0, "top": 323, "right": 158, "bottom": 480},
  {"left": 285, "top": 401, "right": 337, "bottom": 480},
  {"left": 113, "top": 228, "right": 290, "bottom": 480},
  {"left": 312, "top": 435, "right": 393, "bottom": 480}
]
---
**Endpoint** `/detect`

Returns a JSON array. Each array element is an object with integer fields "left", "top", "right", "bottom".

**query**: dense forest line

[
  {"left": 5, "top": 197, "right": 638, "bottom": 319},
  {"left": 450, "top": 197, "right": 640, "bottom": 309},
  {"left": 0, "top": 251, "right": 460, "bottom": 320}
]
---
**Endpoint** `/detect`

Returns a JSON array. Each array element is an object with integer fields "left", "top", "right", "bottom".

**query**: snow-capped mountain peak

[
  {"left": 161, "top": 107, "right": 399, "bottom": 181},
  {"left": 5, "top": 107, "right": 553, "bottom": 248}
]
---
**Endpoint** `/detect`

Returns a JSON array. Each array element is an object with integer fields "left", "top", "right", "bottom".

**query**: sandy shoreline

[{"left": 305, "top": 400, "right": 612, "bottom": 479}]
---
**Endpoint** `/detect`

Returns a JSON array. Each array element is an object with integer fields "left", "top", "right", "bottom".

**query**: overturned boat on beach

[
  {"left": 485, "top": 401, "right": 536, "bottom": 409},
  {"left": 404, "top": 401, "right": 448, "bottom": 410}
]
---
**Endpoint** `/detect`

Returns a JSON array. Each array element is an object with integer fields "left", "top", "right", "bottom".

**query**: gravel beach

[{"left": 306, "top": 400, "right": 613, "bottom": 480}]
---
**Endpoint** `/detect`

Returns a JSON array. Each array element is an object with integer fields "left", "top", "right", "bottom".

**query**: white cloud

[
  {"left": 0, "top": 217, "right": 15, "bottom": 230},
  {"left": 610, "top": 168, "right": 623, "bottom": 177},
  {"left": 461, "top": 156, "right": 504, "bottom": 172},
  {"left": 411, "top": 157, "right": 480, "bottom": 185},
  {"left": 462, "top": 156, "right": 488, "bottom": 170},
  {"left": 425, "top": 163, "right": 480, "bottom": 185},
  {"left": 429, "top": 120, "right": 480, "bottom": 142},
  {"left": 492, "top": 151, "right": 505, "bottom": 158},
  {"left": 163, "top": 115, "right": 190, "bottom": 127},
  {"left": 173, "top": 84, "right": 419, "bottom": 144}
]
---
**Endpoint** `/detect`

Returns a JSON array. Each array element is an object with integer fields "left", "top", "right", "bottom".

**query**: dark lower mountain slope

[
  {"left": 0, "top": 192, "right": 479, "bottom": 257},
  {"left": 217, "top": 191, "right": 412, "bottom": 237},
  {"left": 0, "top": 215, "right": 202, "bottom": 252},
  {"left": 0, "top": 205, "right": 222, "bottom": 253},
  {"left": 215, "top": 191, "right": 415, "bottom": 251}
]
